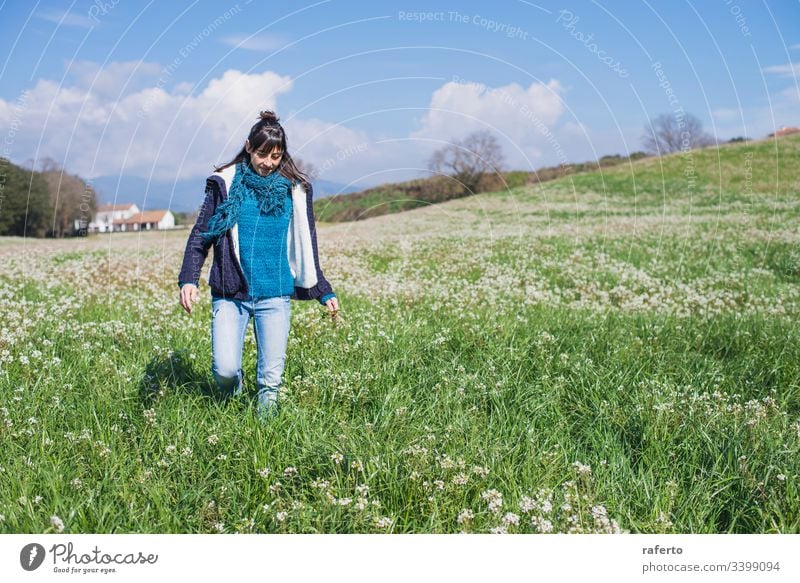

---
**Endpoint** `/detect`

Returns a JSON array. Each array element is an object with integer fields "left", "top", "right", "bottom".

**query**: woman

[{"left": 178, "top": 110, "right": 338, "bottom": 421}]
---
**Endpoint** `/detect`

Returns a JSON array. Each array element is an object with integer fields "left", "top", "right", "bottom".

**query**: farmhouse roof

[
  {"left": 113, "top": 210, "right": 170, "bottom": 224},
  {"left": 774, "top": 126, "right": 800, "bottom": 137},
  {"left": 98, "top": 203, "right": 137, "bottom": 212}
]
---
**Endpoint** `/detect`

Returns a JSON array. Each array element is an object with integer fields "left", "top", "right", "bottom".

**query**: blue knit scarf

[{"left": 202, "top": 162, "right": 293, "bottom": 243}]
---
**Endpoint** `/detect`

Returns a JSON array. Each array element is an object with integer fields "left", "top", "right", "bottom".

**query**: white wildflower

[
  {"left": 531, "top": 516, "right": 553, "bottom": 533},
  {"left": 502, "top": 512, "right": 520, "bottom": 526},
  {"left": 143, "top": 408, "right": 156, "bottom": 426},
  {"left": 452, "top": 473, "right": 468, "bottom": 486},
  {"left": 471, "top": 465, "right": 490, "bottom": 477},
  {"left": 519, "top": 495, "right": 536, "bottom": 513},
  {"left": 457, "top": 509, "right": 474, "bottom": 524},
  {"left": 572, "top": 461, "right": 592, "bottom": 476},
  {"left": 481, "top": 489, "right": 503, "bottom": 513}
]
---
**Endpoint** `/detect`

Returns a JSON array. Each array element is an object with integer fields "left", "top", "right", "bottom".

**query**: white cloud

[
  {"left": 66, "top": 60, "right": 163, "bottom": 98},
  {"left": 221, "top": 33, "right": 290, "bottom": 52},
  {"left": 173, "top": 82, "right": 194, "bottom": 95},
  {"left": 281, "top": 117, "right": 421, "bottom": 187},
  {"left": 0, "top": 62, "right": 293, "bottom": 180},
  {"left": 37, "top": 8, "right": 96, "bottom": 29},
  {"left": 763, "top": 62, "right": 800, "bottom": 77},
  {"left": 0, "top": 65, "right": 591, "bottom": 188},
  {"left": 0, "top": 61, "right": 502, "bottom": 188},
  {"left": 409, "top": 79, "right": 568, "bottom": 169},
  {"left": 286, "top": 77, "right": 574, "bottom": 186}
]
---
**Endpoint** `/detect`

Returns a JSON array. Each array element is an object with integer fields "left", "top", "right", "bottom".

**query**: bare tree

[
  {"left": 294, "top": 157, "right": 318, "bottom": 182},
  {"left": 642, "top": 113, "right": 715, "bottom": 155},
  {"left": 38, "top": 158, "right": 98, "bottom": 237},
  {"left": 428, "top": 130, "right": 505, "bottom": 194}
]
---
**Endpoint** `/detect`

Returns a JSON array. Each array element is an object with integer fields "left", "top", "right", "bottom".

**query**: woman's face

[{"left": 245, "top": 141, "right": 283, "bottom": 176}]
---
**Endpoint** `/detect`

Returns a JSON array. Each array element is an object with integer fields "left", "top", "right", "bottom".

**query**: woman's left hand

[{"left": 325, "top": 297, "right": 340, "bottom": 314}]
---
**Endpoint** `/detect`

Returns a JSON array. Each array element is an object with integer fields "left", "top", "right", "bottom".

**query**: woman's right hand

[{"left": 180, "top": 284, "right": 199, "bottom": 314}]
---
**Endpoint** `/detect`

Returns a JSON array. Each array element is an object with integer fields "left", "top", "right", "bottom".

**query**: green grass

[
  {"left": 2, "top": 295, "right": 797, "bottom": 533},
  {"left": 1, "top": 136, "right": 799, "bottom": 533}
]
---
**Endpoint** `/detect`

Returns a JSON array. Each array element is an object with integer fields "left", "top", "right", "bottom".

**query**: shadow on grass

[{"left": 138, "top": 348, "right": 224, "bottom": 406}]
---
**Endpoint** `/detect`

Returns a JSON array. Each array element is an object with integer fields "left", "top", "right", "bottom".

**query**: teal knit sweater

[{"left": 237, "top": 189, "right": 296, "bottom": 300}]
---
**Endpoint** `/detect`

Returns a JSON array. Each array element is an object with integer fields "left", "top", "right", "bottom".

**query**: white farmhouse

[
  {"left": 90, "top": 203, "right": 140, "bottom": 233},
  {"left": 114, "top": 209, "right": 176, "bottom": 231}
]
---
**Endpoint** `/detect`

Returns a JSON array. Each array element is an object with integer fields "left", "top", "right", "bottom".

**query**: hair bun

[{"left": 259, "top": 110, "right": 279, "bottom": 124}]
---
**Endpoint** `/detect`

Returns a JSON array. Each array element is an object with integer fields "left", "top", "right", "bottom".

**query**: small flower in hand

[{"left": 325, "top": 296, "right": 341, "bottom": 322}]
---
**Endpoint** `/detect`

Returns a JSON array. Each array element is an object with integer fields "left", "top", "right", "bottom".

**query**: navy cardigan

[{"left": 178, "top": 173, "right": 335, "bottom": 303}]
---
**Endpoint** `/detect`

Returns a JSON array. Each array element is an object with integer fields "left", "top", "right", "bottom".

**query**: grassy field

[{"left": 1, "top": 136, "right": 798, "bottom": 533}]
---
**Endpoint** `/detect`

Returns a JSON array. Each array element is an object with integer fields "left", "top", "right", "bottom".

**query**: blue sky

[{"left": 1, "top": 0, "right": 798, "bottom": 203}]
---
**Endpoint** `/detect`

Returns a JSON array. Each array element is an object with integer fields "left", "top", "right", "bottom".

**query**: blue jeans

[{"left": 211, "top": 295, "right": 291, "bottom": 417}]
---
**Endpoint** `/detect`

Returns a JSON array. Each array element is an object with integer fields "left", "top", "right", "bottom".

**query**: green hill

[
  {"left": 314, "top": 135, "right": 799, "bottom": 223},
  {"left": 536, "top": 134, "right": 800, "bottom": 207},
  {"left": 312, "top": 173, "right": 529, "bottom": 223},
  {"left": 313, "top": 153, "right": 647, "bottom": 223}
]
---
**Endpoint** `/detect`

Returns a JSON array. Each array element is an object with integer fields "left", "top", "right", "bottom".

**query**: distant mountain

[
  {"left": 312, "top": 179, "right": 363, "bottom": 200},
  {"left": 90, "top": 174, "right": 363, "bottom": 212}
]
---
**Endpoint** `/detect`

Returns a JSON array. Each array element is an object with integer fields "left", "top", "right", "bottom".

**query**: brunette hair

[{"left": 215, "top": 110, "right": 310, "bottom": 188}]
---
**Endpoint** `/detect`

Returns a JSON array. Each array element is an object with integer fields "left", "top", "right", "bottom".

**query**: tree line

[{"left": 0, "top": 157, "right": 98, "bottom": 238}]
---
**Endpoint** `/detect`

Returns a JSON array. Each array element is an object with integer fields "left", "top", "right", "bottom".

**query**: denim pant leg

[
  {"left": 252, "top": 295, "right": 291, "bottom": 413},
  {"left": 211, "top": 297, "right": 250, "bottom": 398}
]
